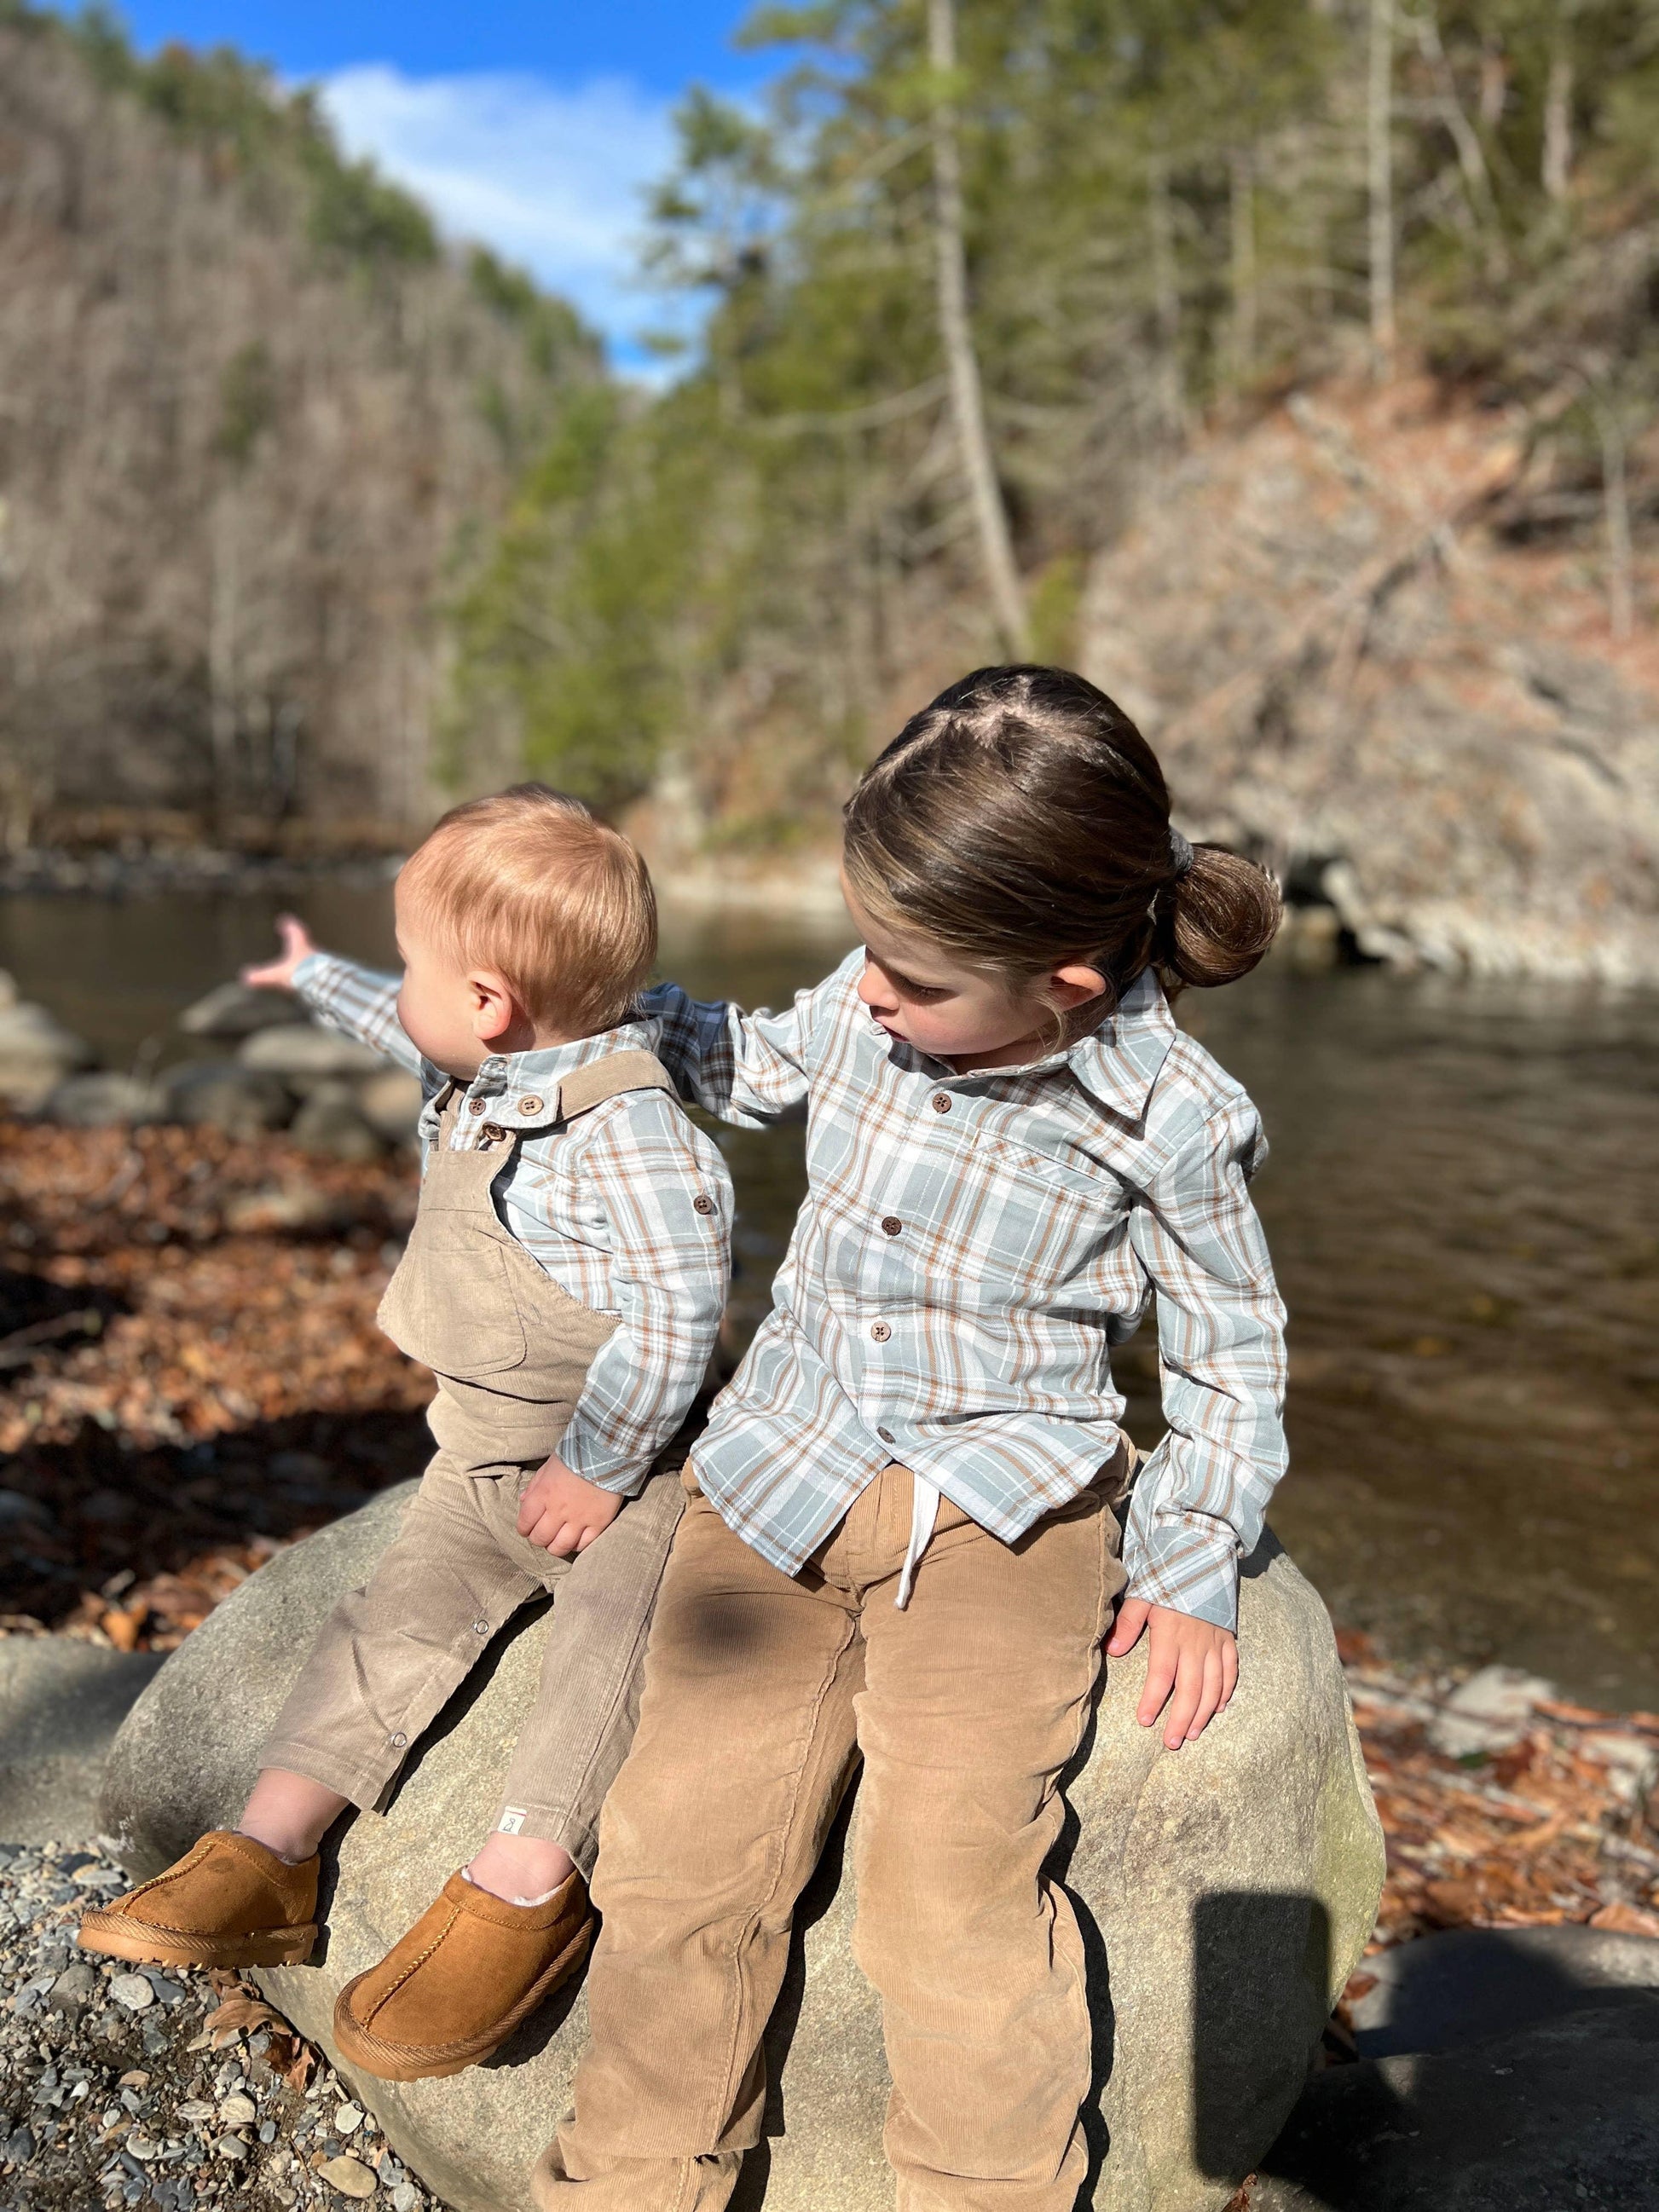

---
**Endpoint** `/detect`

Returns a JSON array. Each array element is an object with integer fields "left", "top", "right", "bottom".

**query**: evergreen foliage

[{"left": 454, "top": 0, "right": 1659, "bottom": 818}]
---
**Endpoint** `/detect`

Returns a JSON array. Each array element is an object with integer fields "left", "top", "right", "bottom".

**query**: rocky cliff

[{"left": 1082, "top": 378, "right": 1659, "bottom": 985}]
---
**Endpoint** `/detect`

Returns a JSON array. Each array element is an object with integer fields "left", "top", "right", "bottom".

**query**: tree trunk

[
  {"left": 1598, "top": 404, "right": 1634, "bottom": 641},
  {"left": 1543, "top": 9, "right": 1575, "bottom": 202},
  {"left": 1148, "top": 153, "right": 1187, "bottom": 439},
  {"left": 1367, "top": 0, "right": 1396, "bottom": 372},
  {"left": 1228, "top": 145, "right": 1257, "bottom": 388},
  {"left": 927, "top": 0, "right": 1029, "bottom": 659}
]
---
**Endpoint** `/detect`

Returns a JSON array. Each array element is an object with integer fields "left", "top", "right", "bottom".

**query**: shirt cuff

[
  {"left": 557, "top": 1422, "right": 652, "bottom": 1498},
  {"left": 1121, "top": 1513, "right": 1241, "bottom": 1631}
]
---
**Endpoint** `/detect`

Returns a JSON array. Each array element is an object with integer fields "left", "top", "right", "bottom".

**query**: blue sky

[{"left": 113, "top": 3, "right": 777, "bottom": 365}]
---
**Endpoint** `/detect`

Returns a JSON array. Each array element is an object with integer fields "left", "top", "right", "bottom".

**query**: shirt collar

[
  {"left": 893, "top": 967, "right": 1176, "bottom": 1123},
  {"left": 433, "top": 1013, "right": 662, "bottom": 1128}
]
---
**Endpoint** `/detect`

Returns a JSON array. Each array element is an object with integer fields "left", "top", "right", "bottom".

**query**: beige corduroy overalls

[{"left": 260, "top": 1053, "right": 689, "bottom": 1876}]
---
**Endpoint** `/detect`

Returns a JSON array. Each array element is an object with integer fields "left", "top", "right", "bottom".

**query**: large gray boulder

[
  {"left": 0, "top": 1637, "right": 165, "bottom": 1844},
  {"left": 101, "top": 1489, "right": 1383, "bottom": 2212}
]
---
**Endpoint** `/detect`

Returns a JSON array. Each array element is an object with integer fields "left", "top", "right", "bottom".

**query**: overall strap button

[{"left": 479, "top": 1122, "right": 506, "bottom": 1143}]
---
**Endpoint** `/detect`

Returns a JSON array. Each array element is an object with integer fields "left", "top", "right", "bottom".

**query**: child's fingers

[
  {"left": 1161, "top": 1649, "right": 1209, "bottom": 1747},
  {"left": 1136, "top": 1638, "right": 1179, "bottom": 1730},
  {"left": 1185, "top": 1649, "right": 1225, "bottom": 1741},
  {"left": 1106, "top": 1597, "right": 1151, "bottom": 1657},
  {"left": 1219, "top": 1640, "right": 1240, "bottom": 1709}
]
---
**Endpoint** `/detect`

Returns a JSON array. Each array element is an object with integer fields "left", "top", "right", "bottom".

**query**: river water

[{"left": 3, "top": 887, "right": 1656, "bottom": 1708}]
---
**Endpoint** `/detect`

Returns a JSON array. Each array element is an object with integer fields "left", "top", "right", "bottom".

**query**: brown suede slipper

[
  {"left": 78, "top": 1831, "right": 319, "bottom": 1970},
  {"left": 333, "top": 1868, "right": 593, "bottom": 2082}
]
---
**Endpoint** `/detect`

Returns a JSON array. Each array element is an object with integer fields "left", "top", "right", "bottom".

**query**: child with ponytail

[{"left": 535, "top": 666, "right": 1289, "bottom": 2212}]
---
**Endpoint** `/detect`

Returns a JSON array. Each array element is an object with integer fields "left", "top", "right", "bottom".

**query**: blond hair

[{"left": 399, "top": 785, "right": 656, "bottom": 1037}]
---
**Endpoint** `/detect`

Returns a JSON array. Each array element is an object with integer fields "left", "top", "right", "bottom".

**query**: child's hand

[
  {"left": 517, "top": 1454, "right": 623, "bottom": 1556},
  {"left": 241, "top": 914, "right": 317, "bottom": 992},
  {"left": 1106, "top": 1597, "right": 1238, "bottom": 1750}
]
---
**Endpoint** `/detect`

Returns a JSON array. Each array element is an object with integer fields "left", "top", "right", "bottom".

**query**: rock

[
  {"left": 159, "top": 1060, "right": 294, "bottom": 1138},
  {"left": 0, "top": 999, "right": 95, "bottom": 1110},
  {"left": 357, "top": 1068, "right": 424, "bottom": 1144},
  {"left": 317, "top": 2153, "right": 379, "bottom": 2198},
  {"left": 178, "top": 980, "right": 303, "bottom": 1041},
  {"left": 1254, "top": 1994, "right": 1659, "bottom": 2210},
  {"left": 289, "top": 1082, "right": 384, "bottom": 1163},
  {"left": 1347, "top": 1923, "right": 1659, "bottom": 2059},
  {"left": 102, "top": 1499, "right": 1381, "bottom": 2212},
  {"left": 1425, "top": 1665, "right": 1556, "bottom": 1758},
  {"left": 239, "top": 1024, "right": 388, "bottom": 1086},
  {"left": 41, "top": 1071, "right": 166, "bottom": 1128},
  {"left": 110, "top": 1972, "right": 155, "bottom": 2010},
  {"left": 1079, "top": 383, "right": 1659, "bottom": 985},
  {"left": 223, "top": 1182, "right": 343, "bottom": 1235},
  {"left": 46, "top": 1961, "right": 97, "bottom": 2015},
  {"left": 0, "top": 1637, "right": 165, "bottom": 1845}
]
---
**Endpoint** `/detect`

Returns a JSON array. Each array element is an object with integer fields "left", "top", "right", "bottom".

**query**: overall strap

[{"left": 554, "top": 1049, "right": 677, "bottom": 1123}]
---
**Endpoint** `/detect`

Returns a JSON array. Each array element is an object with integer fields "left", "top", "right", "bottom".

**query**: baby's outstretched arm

[
  {"left": 243, "top": 913, "right": 419, "bottom": 1073},
  {"left": 241, "top": 913, "right": 318, "bottom": 992}
]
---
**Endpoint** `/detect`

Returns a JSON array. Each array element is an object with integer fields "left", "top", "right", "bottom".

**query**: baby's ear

[{"left": 468, "top": 968, "right": 518, "bottom": 1041}]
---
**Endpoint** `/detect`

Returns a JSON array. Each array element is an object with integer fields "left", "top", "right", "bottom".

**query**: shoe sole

[
  {"left": 78, "top": 1914, "right": 318, "bottom": 1971},
  {"left": 332, "top": 1917, "right": 593, "bottom": 2082}
]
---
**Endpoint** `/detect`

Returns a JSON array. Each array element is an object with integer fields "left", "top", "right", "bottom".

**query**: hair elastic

[{"left": 1168, "top": 828, "right": 1194, "bottom": 881}]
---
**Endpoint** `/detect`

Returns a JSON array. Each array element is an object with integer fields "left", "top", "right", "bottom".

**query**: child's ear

[
  {"left": 1050, "top": 962, "right": 1107, "bottom": 1012},
  {"left": 468, "top": 969, "right": 517, "bottom": 1043}
]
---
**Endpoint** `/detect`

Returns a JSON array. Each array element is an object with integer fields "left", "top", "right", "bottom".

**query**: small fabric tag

[{"left": 497, "top": 1806, "right": 528, "bottom": 1835}]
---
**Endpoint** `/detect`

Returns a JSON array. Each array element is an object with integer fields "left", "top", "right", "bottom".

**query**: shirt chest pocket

[{"left": 895, "top": 1135, "right": 1120, "bottom": 1301}]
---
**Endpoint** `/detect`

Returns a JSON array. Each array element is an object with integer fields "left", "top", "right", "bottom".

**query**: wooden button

[
  {"left": 931, "top": 1093, "right": 952, "bottom": 1113},
  {"left": 693, "top": 1194, "right": 716, "bottom": 1216},
  {"left": 479, "top": 1122, "right": 506, "bottom": 1143},
  {"left": 881, "top": 1216, "right": 903, "bottom": 1236},
  {"left": 870, "top": 1321, "right": 892, "bottom": 1343},
  {"left": 517, "top": 1094, "right": 545, "bottom": 1117}
]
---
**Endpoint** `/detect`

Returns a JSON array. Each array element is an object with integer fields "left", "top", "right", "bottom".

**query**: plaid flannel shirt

[
  {"left": 644, "top": 950, "right": 1288, "bottom": 1629},
  {"left": 293, "top": 953, "right": 731, "bottom": 1495}
]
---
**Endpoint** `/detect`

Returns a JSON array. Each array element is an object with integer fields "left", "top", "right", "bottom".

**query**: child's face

[
  {"left": 394, "top": 883, "right": 526, "bottom": 1080},
  {"left": 841, "top": 877, "right": 1106, "bottom": 1072}
]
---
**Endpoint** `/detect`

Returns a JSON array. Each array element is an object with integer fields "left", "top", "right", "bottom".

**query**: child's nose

[{"left": 857, "top": 959, "right": 897, "bottom": 1015}]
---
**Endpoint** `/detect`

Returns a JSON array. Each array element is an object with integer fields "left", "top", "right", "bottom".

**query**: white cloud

[{"left": 318, "top": 66, "right": 684, "bottom": 363}]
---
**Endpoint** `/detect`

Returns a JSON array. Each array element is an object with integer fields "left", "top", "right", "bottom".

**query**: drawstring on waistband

[{"left": 894, "top": 1474, "right": 940, "bottom": 1609}]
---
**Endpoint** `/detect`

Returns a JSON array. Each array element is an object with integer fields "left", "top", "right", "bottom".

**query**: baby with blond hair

[{"left": 81, "top": 785, "right": 732, "bottom": 2082}]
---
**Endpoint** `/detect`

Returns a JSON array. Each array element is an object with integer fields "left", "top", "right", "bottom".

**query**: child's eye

[{"left": 899, "top": 981, "right": 950, "bottom": 1004}]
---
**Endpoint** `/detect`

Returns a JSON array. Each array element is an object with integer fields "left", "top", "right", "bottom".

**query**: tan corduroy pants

[
  {"left": 534, "top": 1455, "right": 1129, "bottom": 2212},
  {"left": 261, "top": 1066, "right": 685, "bottom": 1875}
]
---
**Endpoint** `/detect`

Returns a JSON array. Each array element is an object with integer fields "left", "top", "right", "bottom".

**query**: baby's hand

[
  {"left": 1106, "top": 1597, "right": 1238, "bottom": 1750},
  {"left": 517, "top": 1454, "right": 623, "bottom": 1556},
  {"left": 241, "top": 914, "right": 317, "bottom": 992}
]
